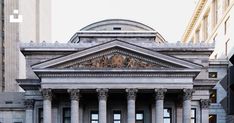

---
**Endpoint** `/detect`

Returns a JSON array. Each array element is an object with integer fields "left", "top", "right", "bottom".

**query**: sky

[{"left": 52, "top": 0, "right": 197, "bottom": 43}]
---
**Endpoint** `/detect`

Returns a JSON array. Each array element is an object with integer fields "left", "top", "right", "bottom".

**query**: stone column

[
  {"left": 200, "top": 99, "right": 210, "bottom": 123},
  {"left": 155, "top": 88, "right": 167, "bottom": 123},
  {"left": 97, "top": 88, "right": 108, "bottom": 123},
  {"left": 126, "top": 89, "right": 138, "bottom": 123},
  {"left": 68, "top": 89, "right": 80, "bottom": 123},
  {"left": 25, "top": 99, "right": 35, "bottom": 123},
  {"left": 42, "top": 89, "right": 52, "bottom": 123},
  {"left": 183, "top": 89, "right": 194, "bottom": 123}
]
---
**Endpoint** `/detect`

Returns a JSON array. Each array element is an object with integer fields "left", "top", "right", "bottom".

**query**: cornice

[{"left": 182, "top": 0, "right": 207, "bottom": 42}]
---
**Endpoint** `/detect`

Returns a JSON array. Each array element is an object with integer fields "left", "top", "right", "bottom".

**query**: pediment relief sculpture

[{"left": 59, "top": 53, "right": 166, "bottom": 69}]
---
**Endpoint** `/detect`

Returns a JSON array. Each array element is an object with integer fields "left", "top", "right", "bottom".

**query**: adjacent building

[
  {"left": 181, "top": 0, "right": 234, "bottom": 122},
  {"left": 0, "top": 0, "right": 51, "bottom": 92},
  {"left": 0, "top": 19, "right": 223, "bottom": 123}
]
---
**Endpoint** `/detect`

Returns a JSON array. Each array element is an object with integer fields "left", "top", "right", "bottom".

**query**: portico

[{"left": 18, "top": 19, "right": 215, "bottom": 123}]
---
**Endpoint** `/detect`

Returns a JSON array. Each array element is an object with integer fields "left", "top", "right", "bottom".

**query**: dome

[
  {"left": 80, "top": 19, "right": 155, "bottom": 31},
  {"left": 69, "top": 19, "right": 166, "bottom": 43}
]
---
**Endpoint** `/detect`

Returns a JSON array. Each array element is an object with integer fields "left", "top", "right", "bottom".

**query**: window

[
  {"left": 113, "top": 111, "right": 121, "bottom": 123},
  {"left": 216, "top": 0, "right": 222, "bottom": 23},
  {"left": 163, "top": 108, "right": 171, "bottom": 123},
  {"left": 209, "top": 115, "right": 217, "bottom": 123},
  {"left": 191, "top": 109, "right": 196, "bottom": 123},
  {"left": 195, "top": 28, "right": 200, "bottom": 42},
  {"left": 225, "top": 0, "right": 230, "bottom": 10},
  {"left": 39, "top": 108, "right": 43, "bottom": 123},
  {"left": 225, "top": 39, "right": 230, "bottom": 56},
  {"left": 136, "top": 111, "right": 144, "bottom": 123},
  {"left": 91, "top": 111, "right": 98, "bottom": 123},
  {"left": 224, "top": 17, "right": 230, "bottom": 35},
  {"left": 203, "top": 15, "right": 208, "bottom": 40},
  {"left": 209, "top": 72, "right": 218, "bottom": 78},
  {"left": 210, "top": 90, "right": 217, "bottom": 103},
  {"left": 113, "top": 27, "right": 121, "bottom": 30},
  {"left": 63, "top": 108, "right": 71, "bottom": 123}
]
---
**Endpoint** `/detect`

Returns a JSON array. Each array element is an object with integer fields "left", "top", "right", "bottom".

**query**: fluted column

[
  {"left": 97, "top": 88, "right": 108, "bottom": 123},
  {"left": 126, "top": 89, "right": 138, "bottom": 123},
  {"left": 155, "top": 88, "right": 167, "bottom": 123},
  {"left": 200, "top": 99, "right": 210, "bottom": 123},
  {"left": 68, "top": 89, "right": 80, "bottom": 123},
  {"left": 183, "top": 89, "right": 194, "bottom": 123},
  {"left": 25, "top": 99, "right": 35, "bottom": 123},
  {"left": 42, "top": 89, "right": 52, "bottom": 123}
]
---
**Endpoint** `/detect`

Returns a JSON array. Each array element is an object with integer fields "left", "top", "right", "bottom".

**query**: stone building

[
  {"left": 181, "top": 0, "right": 234, "bottom": 122},
  {"left": 0, "top": 19, "right": 224, "bottom": 123},
  {"left": 0, "top": 0, "right": 52, "bottom": 92}
]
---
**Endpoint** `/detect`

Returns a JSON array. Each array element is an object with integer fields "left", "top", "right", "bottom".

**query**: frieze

[{"left": 52, "top": 49, "right": 174, "bottom": 69}]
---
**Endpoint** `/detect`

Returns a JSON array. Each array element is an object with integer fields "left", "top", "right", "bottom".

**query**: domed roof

[
  {"left": 69, "top": 19, "right": 166, "bottom": 43},
  {"left": 80, "top": 19, "right": 155, "bottom": 31}
]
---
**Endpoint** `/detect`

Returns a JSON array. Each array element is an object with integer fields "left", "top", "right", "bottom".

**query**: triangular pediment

[{"left": 32, "top": 40, "right": 202, "bottom": 69}]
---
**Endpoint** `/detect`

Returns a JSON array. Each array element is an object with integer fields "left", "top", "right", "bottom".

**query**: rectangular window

[
  {"left": 113, "top": 111, "right": 121, "bottom": 123},
  {"left": 224, "top": 17, "right": 230, "bottom": 35},
  {"left": 209, "top": 72, "right": 218, "bottom": 78},
  {"left": 225, "top": 39, "right": 230, "bottom": 56},
  {"left": 113, "top": 27, "right": 121, "bottom": 30},
  {"left": 136, "top": 111, "right": 144, "bottom": 123},
  {"left": 195, "top": 28, "right": 200, "bottom": 42},
  {"left": 203, "top": 15, "right": 208, "bottom": 40},
  {"left": 91, "top": 111, "right": 98, "bottom": 123},
  {"left": 63, "top": 108, "right": 71, "bottom": 123},
  {"left": 163, "top": 108, "right": 171, "bottom": 123},
  {"left": 39, "top": 108, "right": 43, "bottom": 123},
  {"left": 191, "top": 109, "right": 196, "bottom": 123},
  {"left": 210, "top": 89, "right": 217, "bottom": 103},
  {"left": 209, "top": 114, "right": 217, "bottom": 123},
  {"left": 216, "top": 0, "right": 222, "bottom": 23}
]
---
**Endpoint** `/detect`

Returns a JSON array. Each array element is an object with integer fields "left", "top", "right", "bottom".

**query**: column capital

[
  {"left": 183, "top": 89, "right": 194, "bottom": 101},
  {"left": 200, "top": 99, "right": 210, "bottom": 109},
  {"left": 24, "top": 99, "right": 35, "bottom": 109},
  {"left": 41, "top": 89, "right": 52, "bottom": 100},
  {"left": 155, "top": 88, "right": 167, "bottom": 100},
  {"left": 126, "top": 88, "right": 138, "bottom": 100},
  {"left": 97, "top": 88, "right": 108, "bottom": 100},
  {"left": 68, "top": 89, "right": 80, "bottom": 101}
]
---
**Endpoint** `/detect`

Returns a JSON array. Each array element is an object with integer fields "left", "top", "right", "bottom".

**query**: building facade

[
  {"left": 0, "top": 0, "right": 51, "bottom": 92},
  {"left": 0, "top": 19, "right": 225, "bottom": 123},
  {"left": 181, "top": 0, "right": 234, "bottom": 122}
]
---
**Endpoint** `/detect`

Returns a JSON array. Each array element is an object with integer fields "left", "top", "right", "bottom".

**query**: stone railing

[{"left": 20, "top": 40, "right": 215, "bottom": 49}]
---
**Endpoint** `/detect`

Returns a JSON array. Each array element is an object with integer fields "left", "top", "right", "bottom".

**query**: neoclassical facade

[{"left": 0, "top": 19, "right": 225, "bottom": 123}]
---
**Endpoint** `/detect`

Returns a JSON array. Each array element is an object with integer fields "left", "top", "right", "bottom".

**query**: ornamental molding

[
  {"left": 68, "top": 89, "right": 80, "bottom": 101},
  {"left": 200, "top": 99, "right": 210, "bottom": 109},
  {"left": 183, "top": 89, "right": 194, "bottom": 101},
  {"left": 24, "top": 99, "right": 35, "bottom": 109},
  {"left": 41, "top": 89, "right": 52, "bottom": 100},
  {"left": 126, "top": 88, "right": 138, "bottom": 100},
  {"left": 97, "top": 88, "right": 108, "bottom": 100},
  {"left": 37, "top": 72, "right": 197, "bottom": 78},
  {"left": 155, "top": 88, "right": 167, "bottom": 100}
]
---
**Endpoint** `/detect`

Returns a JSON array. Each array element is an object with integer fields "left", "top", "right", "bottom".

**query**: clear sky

[{"left": 52, "top": 0, "right": 197, "bottom": 43}]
